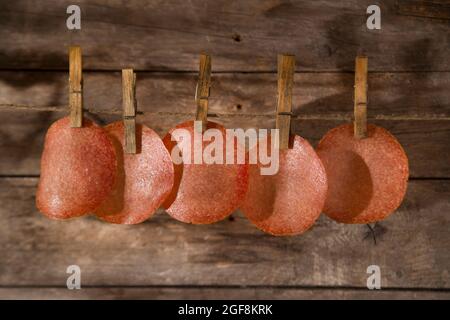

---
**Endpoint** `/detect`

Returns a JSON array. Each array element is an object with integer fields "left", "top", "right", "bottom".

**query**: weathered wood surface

[
  {"left": 397, "top": 0, "right": 450, "bottom": 20},
  {"left": 0, "top": 110, "right": 448, "bottom": 177},
  {"left": 0, "top": 71, "right": 449, "bottom": 176},
  {"left": 0, "top": 0, "right": 448, "bottom": 300},
  {"left": 1, "top": 71, "right": 449, "bottom": 118},
  {"left": 0, "top": 0, "right": 449, "bottom": 71},
  {"left": 1, "top": 287, "right": 449, "bottom": 300},
  {"left": 0, "top": 178, "right": 449, "bottom": 289}
]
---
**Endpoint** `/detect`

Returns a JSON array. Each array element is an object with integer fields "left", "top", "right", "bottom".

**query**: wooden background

[{"left": 0, "top": 0, "right": 449, "bottom": 299}]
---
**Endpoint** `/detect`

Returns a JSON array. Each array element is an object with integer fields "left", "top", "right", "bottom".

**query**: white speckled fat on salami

[
  {"left": 241, "top": 134, "right": 328, "bottom": 236},
  {"left": 94, "top": 122, "right": 174, "bottom": 224},
  {"left": 162, "top": 120, "right": 248, "bottom": 224},
  {"left": 36, "top": 117, "right": 117, "bottom": 219},
  {"left": 316, "top": 123, "right": 409, "bottom": 224}
]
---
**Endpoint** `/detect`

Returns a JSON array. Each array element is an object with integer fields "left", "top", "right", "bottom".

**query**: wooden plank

[
  {"left": 0, "top": 71, "right": 449, "bottom": 118},
  {"left": 397, "top": 0, "right": 450, "bottom": 20},
  {"left": 0, "top": 287, "right": 449, "bottom": 300},
  {"left": 0, "top": 178, "right": 449, "bottom": 288},
  {"left": 0, "top": 110, "right": 448, "bottom": 177},
  {"left": 0, "top": 0, "right": 449, "bottom": 71}
]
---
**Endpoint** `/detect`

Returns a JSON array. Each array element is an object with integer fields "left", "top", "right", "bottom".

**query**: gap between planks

[
  {"left": 2, "top": 69, "right": 450, "bottom": 74},
  {"left": 0, "top": 104, "right": 449, "bottom": 121}
]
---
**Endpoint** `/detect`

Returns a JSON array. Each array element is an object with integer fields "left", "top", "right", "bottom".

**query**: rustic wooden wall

[{"left": 0, "top": 0, "right": 449, "bottom": 299}]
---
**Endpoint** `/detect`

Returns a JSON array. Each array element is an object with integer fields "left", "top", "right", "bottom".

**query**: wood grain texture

[
  {"left": 122, "top": 69, "right": 136, "bottom": 154},
  {"left": 1, "top": 71, "right": 448, "bottom": 118},
  {"left": 69, "top": 46, "right": 82, "bottom": 127},
  {"left": 1, "top": 287, "right": 449, "bottom": 300},
  {"left": 123, "top": 118, "right": 136, "bottom": 154},
  {"left": 1, "top": 71, "right": 447, "bottom": 177},
  {"left": 0, "top": 178, "right": 448, "bottom": 288},
  {"left": 0, "top": 0, "right": 449, "bottom": 71},
  {"left": 354, "top": 56, "right": 368, "bottom": 139},
  {"left": 0, "top": 110, "right": 448, "bottom": 177},
  {"left": 276, "top": 54, "right": 295, "bottom": 149},
  {"left": 0, "top": 0, "right": 448, "bottom": 299},
  {"left": 195, "top": 54, "right": 211, "bottom": 129},
  {"left": 397, "top": 0, "right": 450, "bottom": 20},
  {"left": 122, "top": 69, "right": 136, "bottom": 118}
]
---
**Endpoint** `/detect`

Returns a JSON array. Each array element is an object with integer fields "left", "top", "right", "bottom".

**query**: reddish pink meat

[
  {"left": 316, "top": 123, "right": 409, "bottom": 224},
  {"left": 94, "top": 122, "right": 174, "bottom": 224},
  {"left": 162, "top": 120, "right": 248, "bottom": 224},
  {"left": 36, "top": 117, "right": 117, "bottom": 219},
  {"left": 241, "top": 134, "right": 327, "bottom": 236}
]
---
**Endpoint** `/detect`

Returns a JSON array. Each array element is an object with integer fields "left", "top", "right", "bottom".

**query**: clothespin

[
  {"left": 354, "top": 56, "right": 368, "bottom": 139},
  {"left": 275, "top": 54, "right": 295, "bottom": 150},
  {"left": 69, "top": 46, "right": 82, "bottom": 127},
  {"left": 195, "top": 53, "right": 212, "bottom": 132},
  {"left": 122, "top": 68, "right": 137, "bottom": 154}
]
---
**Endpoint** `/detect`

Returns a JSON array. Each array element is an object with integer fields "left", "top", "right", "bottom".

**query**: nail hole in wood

[{"left": 232, "top": 33, "right": 242, "bottom": 42}]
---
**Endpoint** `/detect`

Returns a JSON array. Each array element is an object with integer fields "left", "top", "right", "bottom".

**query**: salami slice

[
  {"left": 94, "top": 122, "right": 174, "bottom": 224},
  {"left": 36, "top": 117, "right": 117, "bottom": 219},
  {"left": 316, "top": 123, "right": 409, "bottom": 224},
  {"left": 241, "top": 134, "right": 327, "bottom": 236},
  {"left": 162, "top": 120, "right": 248, "bottom": 224}
]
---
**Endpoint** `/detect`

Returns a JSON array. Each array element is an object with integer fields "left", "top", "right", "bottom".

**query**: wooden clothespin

[
  {"left": 195, "top": 53, "right": 212, "bottom": 132},
  {"left": 122, "top": 68, "right": 137, "bottom": 154},
  {"left": 69, "top": 46, "right": 82, "bottom": 127},
  {"left": 354, "top": 56, "right": 368, "bottom": 139},
  {"left": 276, "top": 54, "right": 295, "bottom": 150}
]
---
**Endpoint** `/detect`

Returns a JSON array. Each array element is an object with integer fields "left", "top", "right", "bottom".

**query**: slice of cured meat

[
  {"left": 241, "top": 134, "right": 327, "bottom": 236},
  {"left": 36, "top": 117, "right": 117, "bottom": 219},
  {"left": 94, "top": 122, "right": 174, "bottom": 224},
  {"left": 162, "top": 120, "right": 248, "bottom": 224},
  {"left": 316, "top": 123, "right": 409, "bottom": 224}
]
